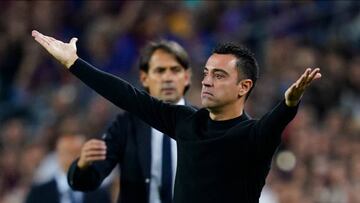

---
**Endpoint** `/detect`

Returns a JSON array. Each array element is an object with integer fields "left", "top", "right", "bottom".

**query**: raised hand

[
  {"left": 77, "top": 139, "right": 107, "bottom": 169},
  {"left": 285, "top": 68, "right": 322, "bottom": 107},
  {"left": 31, "top": 30, "right": 78, "bottom": 69}
]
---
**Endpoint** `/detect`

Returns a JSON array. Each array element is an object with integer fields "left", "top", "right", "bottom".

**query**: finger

[
  {"left": 86, "top": 141, "right": 106, "bottom": 147},
  {"left": 87, "top": 141, "right": 107, "bottom": 149},
  {"left": 88, "top": 139, "right": 106, "bottom": 145},
  {"left": 304, "top": 69, "right": 322, "bottom": 87},
  {"left": 306, "top": 68, "right": 320, "bottom": 83},
  {"left": 36, "top": 32, "right": 53, "bottom": 45},
  {"left": 85, "top": 156, "right": 106, "bottom": 162},
  {"left": 314, "top": 72, "right": 322, "bottom": 80},
  {"left": 85, "top": 140, "right": 106, "bottom": 147},
  {"left": 47, "top": 36, "right": 58, "bottom": 42},
  {"left": 295, "top": 76, "right": 303, "bottom": 89},
  {"left": 70, "top": 37, "right": 78, "bottom": 45},
  {"left": 311, "top": 69, "right": 321, "bottom": 81},
  {"left": 70, "top": 37, "right": 78, "bottom": 50},
  {"left": 298, "top": 68, "right": 311, "bottom": 87},
  {"left": 31, "top": 30, "right": 41, "bottom": 38},
  {"left": 33, "top": 35, "right": 50, "bottom": 48},
  {"left": 83, "top": 148, "right": 106, "bottom": 155},
  {"left": 42, "top": 35, "right": 53, "bottom": 43},
  {"left": 84, "top": 154, "right": 106, "bottom": 161},
  {"left": 294, "top": 71, "right": 307, "bottom": 88},
  {"left": 33, "top": 36, "right": 57, "bottom": 56},
  {"left": 33, "top": 31, "right": 58, "bottom": 47},
  {"left": 83, "top": 145, "right": 107, "bottom": 153},
  {"left": 84, "top": 150, "right": 106, "bottom": 157},
  {"left": 84, "top": 142, "right": 106, "bottom": 150},
  {"left": 286, "top": 84, "right": 296, "bottom": 96}
]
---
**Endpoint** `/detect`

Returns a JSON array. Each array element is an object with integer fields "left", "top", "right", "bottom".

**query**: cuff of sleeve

[
  {"left": 69, "top": 58, "right": 84, "bottom": 73},
  {"left": 280, "top": 99, "right": 299, "bottom": 119},
  {"left": 283, "top": 99, "right": 300, "bottom": 109}
]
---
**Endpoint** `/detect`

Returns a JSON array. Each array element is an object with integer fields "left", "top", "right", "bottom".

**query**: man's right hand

[
  {"left": 31, "top": 30, "right": 78, "bottom": 69},
  {"left": 77, "top": 139, "right": 107, "bottom": 169}
]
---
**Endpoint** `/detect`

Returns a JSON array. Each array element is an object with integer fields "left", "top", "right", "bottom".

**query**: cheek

[
  {"left": 216, "top": 83, "right": 238, "bottom": 98},
  {"left": 144, "top": 82, "right": 158, "bottom": 95},
  {"left": 148, "top": 78, "right": 162, "bottom": 88},
  {"left": 176, "top": 77, "right": 188, "bottom": 88},
  {"left": 148, "top": 84, "right": 161, "bottom": 94}
]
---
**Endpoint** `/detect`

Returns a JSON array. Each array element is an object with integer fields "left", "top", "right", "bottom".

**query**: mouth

[
  {"left": 161, "top": 88, "right": 176, "bottom": 94},
  {"left": 201, "top": 91, "right": 213, "bottom": 96}
]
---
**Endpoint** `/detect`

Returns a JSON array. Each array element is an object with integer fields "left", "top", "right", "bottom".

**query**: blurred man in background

[{"left": 67, "top": 40, "right": 191, "bottom": 203}]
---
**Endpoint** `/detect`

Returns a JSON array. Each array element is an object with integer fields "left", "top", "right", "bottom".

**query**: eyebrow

[
  {"left": 154, "top": 65, "right": 183, "bottom": 69},
  {"left": 204, "top": 67, "right": 229, "bottom": 76}
]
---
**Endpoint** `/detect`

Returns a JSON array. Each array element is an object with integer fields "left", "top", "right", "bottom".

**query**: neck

[
  {"left": 162, "top": 97, "right": 183, "bottom": 105},
  {"left": 208, "top": 101, "right": 245, "bottom": 121}
]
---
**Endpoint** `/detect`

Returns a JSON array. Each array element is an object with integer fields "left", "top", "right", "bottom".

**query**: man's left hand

[{"left": 285, "top": 68, "right": 322, "bottom": 107}]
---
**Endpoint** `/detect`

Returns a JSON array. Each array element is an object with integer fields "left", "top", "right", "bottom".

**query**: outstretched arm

[
  {"left": 253, "top": 68, "right": 322, "bottom": 157},
  {"left": 31, "top": 30, "right": 193, "bottom": 138}
]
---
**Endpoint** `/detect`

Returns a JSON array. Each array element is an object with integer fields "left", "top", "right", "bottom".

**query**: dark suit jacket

[
  {"left": 68, "top": 112, "right": 153, "bottom": 203},
  {"left": 68, "top": 100, "right": 195, "bottom": 203},
  {"left": 25, "top": 178, "right": 111, "bottom": 203}
]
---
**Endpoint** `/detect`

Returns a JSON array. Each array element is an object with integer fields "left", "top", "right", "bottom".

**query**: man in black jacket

[
  {"left": 32, "top": 30, "right": 321, "bottom": 203},
  {"left": 67, "top": 40, "right": 191, "bottom": 203}
]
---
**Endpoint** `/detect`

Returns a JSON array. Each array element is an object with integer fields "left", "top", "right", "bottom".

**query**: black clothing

[
  {"left": 161, "top": 134, "right": 173, "bottom": 203},
  {"left": 68, "top": 112, "right": 153, "bottom": 203},
  {"left": 69, "top": 58, "right": 298, "bottom": 203},
  {"left": 25, "top": 178, "right": 111, "bottom": 203}
]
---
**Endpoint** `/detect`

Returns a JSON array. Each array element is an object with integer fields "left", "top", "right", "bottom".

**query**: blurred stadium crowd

[{"left": 0, "top": 1, "right": 360, "bottom": 203}]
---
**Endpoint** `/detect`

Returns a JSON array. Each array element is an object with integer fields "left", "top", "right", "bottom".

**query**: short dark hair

[
  {"left": 138, "top": 40, "right": 191, "bottom": 94},
  {"left": 212, "top": 43, "right": 259, "bottom": 99}
]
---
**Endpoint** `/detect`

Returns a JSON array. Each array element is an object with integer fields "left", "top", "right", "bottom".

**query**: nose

[
  {"left": 202, "top": 75, "right": 213, "bottom": 87},
  {"left": 163, "top": 69, "right": 174, "bottom": 82}
]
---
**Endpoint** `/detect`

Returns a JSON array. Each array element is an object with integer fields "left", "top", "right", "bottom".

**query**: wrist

[
  {"left": 285, "top": 99, "right": 299, "bottom": 107},
  {"left": 77, "top": 159, "right": 90, "bottom": 170},
  {"left": 65, "top": 55, "right": 79, "bottom": 69}
]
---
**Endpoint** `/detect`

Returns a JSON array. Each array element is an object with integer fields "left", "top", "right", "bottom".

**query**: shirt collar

[
  {"left": 55, "top": 169, "right": 70, "bottom": 194},
  {"left": 176, "top": 98, "right": 185, "bottom": 105}
]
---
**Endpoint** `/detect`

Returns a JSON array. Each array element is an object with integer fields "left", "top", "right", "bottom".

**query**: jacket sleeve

[
  {"left": 252, "top": 99, "right": 299, "bottom": 157},
  {"left": 68, "top": 114, "right": 128, "bottom": 191},
  {"left": 69, "top": 58, "right": 194, "bottom": 138},
  {"left": 25, "top": 186, "right": 38, "bottom": 203}
]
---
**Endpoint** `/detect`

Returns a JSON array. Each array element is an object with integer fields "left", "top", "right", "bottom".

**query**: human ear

[
  {"left": 140, "top": 71, "right": 149, "bottom": 88},
  {"left": 238, "top": 79, "right": 253, "bottom": 97}
]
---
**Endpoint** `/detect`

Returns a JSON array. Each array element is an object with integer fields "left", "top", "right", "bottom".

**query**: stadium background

[{"left": 0, "top": 1, "right": 360, "bottom": 203}]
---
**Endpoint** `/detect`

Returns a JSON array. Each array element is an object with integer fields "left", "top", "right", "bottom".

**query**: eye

[
  {"left": 171, "top": 66, "right": 182, "bottom": 73},
  {"left": 214, "top": 73, "right": 224, "bottom": 79},
  {"left": 154, "top": 68, "right": 165, "bottom": 74}
]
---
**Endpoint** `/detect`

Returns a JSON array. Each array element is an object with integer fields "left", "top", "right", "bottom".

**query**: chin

[
  {"left": 201, "top": 99, "right": 216, "bottom": 108},
  {"left": 161, "top": 96, "right": 177, "bottom": 103}
]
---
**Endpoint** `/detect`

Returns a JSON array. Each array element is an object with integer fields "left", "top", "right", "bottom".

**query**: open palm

[
  {"left": 285, "top": 68, "right": 322, "bottom": 107},
  {"left": 32, "top": 30, "right": 78, "bottom": 68}
]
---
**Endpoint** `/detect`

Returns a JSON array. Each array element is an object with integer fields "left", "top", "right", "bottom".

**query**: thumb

[{"left": 70, "top": 37, "right": 78, "bottom": 47}]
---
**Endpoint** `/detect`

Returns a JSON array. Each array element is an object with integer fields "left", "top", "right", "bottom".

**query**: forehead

[
  {"left": 205, "top": 54, "right": 237, "bottom": 72},
  {"left": 148, "top": 49, "right": 182, "bottom": 69}
]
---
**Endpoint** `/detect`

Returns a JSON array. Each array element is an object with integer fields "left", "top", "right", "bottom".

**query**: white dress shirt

[
  {"left": 149, "top": 98, "right": 183, "bottom": 203},
  {"left": 55, "top": 170, "right": 83, "bottom": 203}
]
